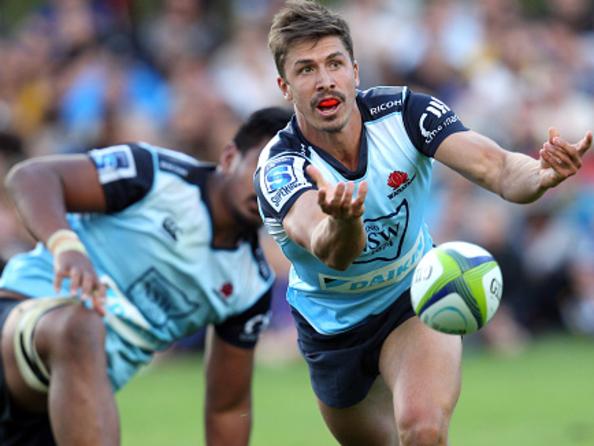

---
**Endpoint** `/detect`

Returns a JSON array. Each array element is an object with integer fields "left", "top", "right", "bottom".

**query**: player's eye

[{"left": 329, "top": 60, "right": 342, "bottom": 69}]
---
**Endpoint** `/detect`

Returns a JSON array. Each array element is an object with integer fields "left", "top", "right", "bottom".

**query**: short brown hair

[{"left": 268, "top": 1, "right": 354, "bottom": 79}]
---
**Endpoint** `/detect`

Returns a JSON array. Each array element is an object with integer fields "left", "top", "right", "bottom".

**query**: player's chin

[
  {"left": 315, "top": 112, "right": 346, "bottom": 132},
  {"left": 319, "top": 120, "right": 346, "bottom": 134},
  {"left": 241, "top": 211, "right": 263, "bottom": 230}
]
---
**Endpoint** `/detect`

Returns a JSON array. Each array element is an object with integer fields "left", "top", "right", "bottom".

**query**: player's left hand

[{"left": 538, "top": 127, "right": 592, "bottom": 189}]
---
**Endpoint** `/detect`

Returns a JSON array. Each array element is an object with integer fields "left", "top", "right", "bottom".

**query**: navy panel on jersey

[
  {"left": 88, "top": 143, "right": 154, "bottom": 212},
  {"left": 357, "top": 86, "right": 405, "bottom": 122},
  {"left": 158, "top": 152, "right": 204, "bottom": 181},
  {"left": 214, "top": 288, "right": 272, "bottom": 348},
  {"left": 402, "top": 91, "right": 468, "bottom": 157}
]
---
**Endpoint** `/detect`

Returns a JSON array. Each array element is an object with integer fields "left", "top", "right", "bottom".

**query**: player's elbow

[
  {"left": 322, "top": 256, "right": 352, "bottom": 271},
  {"left": 314, "top": 243, "right": 363, "bottom": 271},
  {"left": 5, "top": 159, "right": 40, "bottom": 197}
]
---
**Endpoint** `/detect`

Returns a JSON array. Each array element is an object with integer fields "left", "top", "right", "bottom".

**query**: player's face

[
  {"left": 278, "top": 36, "right": 359, "bottom": 134},
  {"left": 225, "top": 145, "right": 265, "bottom": 230}
]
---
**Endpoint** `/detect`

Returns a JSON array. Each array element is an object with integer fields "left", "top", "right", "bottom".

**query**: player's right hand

[
  {"left": 306, "top": 165, "right": 368, "bottom": 220},
  {"left": 54, "top": 251, "right": 106, "bottom": 316}
]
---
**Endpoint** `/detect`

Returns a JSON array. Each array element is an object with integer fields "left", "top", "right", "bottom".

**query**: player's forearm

[
  {"left": 205, "top": 407, "right": 252, "bottom": 446},
  {"left": 311, "top": 216, "right": 366, "bottom": 270},
  {"left": 497, "top": 151, "right": 547, "bottom": 203},
  {"left": 5, "top": 160, "right": 70, "bottom": 242}
]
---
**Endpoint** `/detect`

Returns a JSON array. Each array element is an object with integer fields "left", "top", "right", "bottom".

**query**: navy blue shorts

[
  {"left": 0, "top": 297, "right": 56, "bottom": 446},
  {"left": 291, "top": 291, "right": 415, "bottom": 408}
]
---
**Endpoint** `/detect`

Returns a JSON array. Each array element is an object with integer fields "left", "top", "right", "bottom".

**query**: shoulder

[
  {"left": 88, "top": 141, "right": 208, "bottom": 175},
  {"left": 254, "top": 120, "right": 316, "bottom": 220},
  {"left": 136, "top": 142, "right": 216, "bottom": 187},
  {"left": 357, "top": 86, "right": 407, "bottom": 122},
  {"left": 258, "top": 117, "right": 311, "bottom": 166}
]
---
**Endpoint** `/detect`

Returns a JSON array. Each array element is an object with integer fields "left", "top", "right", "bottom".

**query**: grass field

[{"left": 117, "top": 334, "right": 594, "bottom": 446}]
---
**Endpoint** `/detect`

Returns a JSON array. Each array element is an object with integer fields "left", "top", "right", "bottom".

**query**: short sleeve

[
  {"left": 88, "top": 143, "right": 155, "bottom": 212},
  {"left": 214, "top": 289, "right": 272, "bottom": 349},
  {"left": 254, "top": 154, "right": 316, "bottom": 221},
  {"left": 402, "top": 91, "right": 469, "bottom": 157}
]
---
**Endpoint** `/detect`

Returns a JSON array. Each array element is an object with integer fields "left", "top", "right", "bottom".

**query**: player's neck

[
  {"left": 299, "top": 111, "right": 362, "bottom": 171},
  {"left": 206, "top": 173, "right": 244, "bottom": 248}
]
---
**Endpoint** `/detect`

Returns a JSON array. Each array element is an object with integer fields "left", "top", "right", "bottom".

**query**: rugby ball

[{"left": 410, "top": 241, "right": 503, "bottom": 335}]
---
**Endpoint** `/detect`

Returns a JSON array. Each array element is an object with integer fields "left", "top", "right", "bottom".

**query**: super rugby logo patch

[
  {"left": 89, "top": 145, "right": 137, "bottom": 184},
  {"left": 261, "top": 156, "right": 310, "bottom": 212}
]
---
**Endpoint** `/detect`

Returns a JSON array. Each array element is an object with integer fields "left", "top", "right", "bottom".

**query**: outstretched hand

[
  {"left": 538, "top": 127, "right": 592, "bottom": 189},
  {"left": 306, "top": 165, "right": 368, "bottom": 220}
]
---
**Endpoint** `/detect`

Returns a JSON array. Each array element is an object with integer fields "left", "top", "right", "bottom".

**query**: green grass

[{"left": 117, "top": 335, "right": 594, "bottom": 445}]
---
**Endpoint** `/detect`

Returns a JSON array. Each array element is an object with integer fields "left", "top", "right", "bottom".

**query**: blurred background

[
  {"left": 2, "top": 0, "right": 594, "bottom": 349},
  {"left": 0, "top": 0, "right": 594, "bottom": 443}
]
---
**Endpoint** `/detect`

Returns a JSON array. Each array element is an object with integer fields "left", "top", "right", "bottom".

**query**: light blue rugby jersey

[
  {"left": 254, "top": 87, "right": 468, "bottom": 335},
  {"left": 0, "top": 142, "right": 274, "bottom": 389}
]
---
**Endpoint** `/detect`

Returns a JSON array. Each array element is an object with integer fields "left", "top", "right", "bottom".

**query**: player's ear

[
  {"left": 353, "top": 60, "right": 360, "bottom": 88},
  {"left": 219, "top": 143, "right": 240, "bottom": 173},
  {"left": 278, "top": 76, "right": 293, "bottom": 102}
]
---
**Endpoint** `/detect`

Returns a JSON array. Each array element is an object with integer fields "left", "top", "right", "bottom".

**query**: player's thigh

[
  {"left": 379, "top": 317, "right": 462, "bottom": 425},
  {"left": 318, "top": 376, "right": 399, "bottom": 446},
  {"left": 1, "top": 297, "right": 49, "bottom": 412},
  {"left": 2, "top": 297, "right": 104, "bottom": 412}
]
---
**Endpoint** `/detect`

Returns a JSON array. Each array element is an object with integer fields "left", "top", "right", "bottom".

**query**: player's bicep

[
  {"left": 15, "top": 155, "right": 108, "bottom": 213},
  {"left": 435, "top": 130, "right": 507, "bottom": 192}
]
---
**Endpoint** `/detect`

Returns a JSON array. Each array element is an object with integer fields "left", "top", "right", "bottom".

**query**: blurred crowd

[{"left": 1, "top": 0, "right": 594, "bottom": 354}]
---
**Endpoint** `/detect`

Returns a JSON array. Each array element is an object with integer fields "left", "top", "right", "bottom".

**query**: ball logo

[
  {"left": 414, "top": 264, "right": 433, "bottom": 283},
  {"left": 490, "top": 278, "right": 502, "bottom": 300}
]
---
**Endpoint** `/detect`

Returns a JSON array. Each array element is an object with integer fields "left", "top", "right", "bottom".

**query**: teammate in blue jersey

[
  {"left": 255, "top": 2, "right": 592, "bottom": 445},
  {"left": 0, "top": 106, "right": 292, "bottom": 446}
]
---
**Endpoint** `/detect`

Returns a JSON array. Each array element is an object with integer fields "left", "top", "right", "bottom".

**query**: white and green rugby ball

[{"left": 410, "top": 241, "right": 503, "bottom": 335}]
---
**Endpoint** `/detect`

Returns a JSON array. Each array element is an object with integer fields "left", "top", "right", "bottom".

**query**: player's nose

[{"left": 316, "top": 67, "right": 335, "bottom": 90}]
